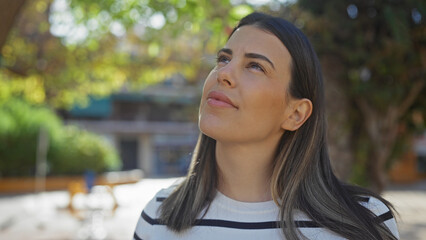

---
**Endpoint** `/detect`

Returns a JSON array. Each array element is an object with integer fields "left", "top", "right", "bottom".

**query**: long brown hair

[{"left": 159, "top": 12, "right": 397, "bottom": 240}]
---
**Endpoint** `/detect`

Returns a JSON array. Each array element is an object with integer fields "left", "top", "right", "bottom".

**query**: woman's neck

[{"left": 215, "top": 140, "right": 277, "bottom": 202}]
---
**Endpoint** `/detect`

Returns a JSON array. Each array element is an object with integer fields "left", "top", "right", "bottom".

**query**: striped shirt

[{"left": 133, "top": 184, "right": 399, "bottom": 240}]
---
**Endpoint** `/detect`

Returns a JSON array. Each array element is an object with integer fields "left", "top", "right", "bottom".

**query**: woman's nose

[{"left": 217, "top": 62, "right": 237, "bottom": 87}]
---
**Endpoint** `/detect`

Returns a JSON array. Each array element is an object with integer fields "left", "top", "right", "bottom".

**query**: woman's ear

[{"left": 281, "top": 98, "right": 313, "bottom": 131}]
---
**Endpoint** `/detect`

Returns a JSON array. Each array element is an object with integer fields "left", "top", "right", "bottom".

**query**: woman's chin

[
  {"left": 199, "top": 118, "right": 229, "bottom": 141},
  {"left": 199, "top": 119, "right": 218, "bottom": 138}
]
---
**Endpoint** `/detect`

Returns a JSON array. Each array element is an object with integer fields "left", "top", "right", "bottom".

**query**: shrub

[
  {"left": 48, "top": 126, "right": 121, "bottom": 175},
  {"left": 0, "top": 99, "right": 120, "bottom": 177}
]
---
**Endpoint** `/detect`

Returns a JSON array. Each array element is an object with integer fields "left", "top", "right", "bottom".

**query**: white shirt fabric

[{"left": 133, "top": 184, "right": 399, "bottom": 240}]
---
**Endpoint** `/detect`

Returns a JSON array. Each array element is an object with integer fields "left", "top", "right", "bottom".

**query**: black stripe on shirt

[
  {"left": 142, "top": 211, "right": 160, "bottom": 225},
  {"left": 357, "top": 196, "right": 370, "bottom": 202},
  {"left": 376, "top": 211, "right": 393, "bottom": 222},
  {"left": 141, "top": 210, "right": 394, "bottom": 230},
  {"left": 142, "top": 211, "right": 319, "bottom": 229},
  {"left": 156, "top": 197, "right": 166, "bottom": 202},
  {"left": 193, "top": 219, "right": 281, "bottom": 229},
  {"left": 194, "top": 218, "right": 321, "bottom": 229},
  {"left": 134, "top": 232, "right": 143, "bottom": 240}
]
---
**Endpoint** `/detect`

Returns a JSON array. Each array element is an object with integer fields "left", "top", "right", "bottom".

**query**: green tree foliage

[
  {"left": 298, "top": 0, "right": 426, "bottom": 191},
  {"left": 48, "top": 126, "right": 121, "bottom": 175},
  {"left": 0, "top": 0, "right": 128, "bottom": 108},
  {"left": 0, "top": 99, "right": 120, "bottom": 177},
  {"left": 0, "top": 0, "right": 254, "bottom": 109}
]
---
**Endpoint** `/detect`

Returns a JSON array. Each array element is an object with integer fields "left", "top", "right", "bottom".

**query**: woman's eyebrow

[
  {"left": 217, "top": 48, "right": 275, "bottom": 70},
  {"left": 217, "top": 48, "right": 232, "bottom": 55},
  {"left": 245, "top": 53, "right": 275, "bottom": 70}
]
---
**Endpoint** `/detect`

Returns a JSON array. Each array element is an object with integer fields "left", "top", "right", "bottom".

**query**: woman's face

[{"left": 199, "top": 25, "right": 293, "bottom": 144}]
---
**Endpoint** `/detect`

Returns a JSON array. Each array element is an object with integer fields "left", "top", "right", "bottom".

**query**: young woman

[{"left": 134, "top": 12, "right": 399, "bottom": 240}]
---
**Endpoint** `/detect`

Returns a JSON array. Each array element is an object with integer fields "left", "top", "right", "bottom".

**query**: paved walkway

[
  {"left": 0, "top": 178, "right": 425, "bottom": 240},
  {"left": 383, "top": 181, "right": 426, "bottom": 240}
]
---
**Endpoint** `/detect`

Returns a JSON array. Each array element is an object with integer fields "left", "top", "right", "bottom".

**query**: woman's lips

[{"left": 207, "top": 91, "right": 237, "bottom": 108}]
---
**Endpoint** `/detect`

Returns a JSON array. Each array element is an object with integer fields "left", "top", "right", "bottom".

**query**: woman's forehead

[{"left": 225, "top": 25, "right": 291, "bottom": 70}]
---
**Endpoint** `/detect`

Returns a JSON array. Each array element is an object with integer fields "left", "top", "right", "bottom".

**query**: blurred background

[{"left": 0, "top": 0, "right": 425, "bottom": 239}]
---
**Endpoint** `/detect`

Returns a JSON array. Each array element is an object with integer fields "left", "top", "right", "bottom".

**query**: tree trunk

[
  {"left": 322, "top": 56, "right": 355, "bottom": 180},
  {"left": 0, "top": 0, "right": 27, "bottom": 52},
  {"left": 358, "top": 100, "right": 402, "bottom": 192},
  {"left": 368, "top": 142, "right": 394, "bottom": 192},
  {"left": 362, "top": 80, "right": 425, "bottom": 192}
]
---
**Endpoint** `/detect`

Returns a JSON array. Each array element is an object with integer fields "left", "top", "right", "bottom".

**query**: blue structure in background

[{"left": 69, "top": 96, "right": 112, "bottom": 119}]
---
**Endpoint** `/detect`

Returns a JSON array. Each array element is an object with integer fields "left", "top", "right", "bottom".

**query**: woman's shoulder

[
  {"left": 358, "top": 195, "right": 400, "bottom": 239},
  {"left": 154, "top": 180, "right": 181, "bottom": 199},
  {"left": 143, "top": 178, "right": 182, "bottom": 216},
  {"left": 358, "top": 196, "right": 392, "bottom": 216},
  {"left": 133, "top": 179, "right": 183, "bottom": 240}
]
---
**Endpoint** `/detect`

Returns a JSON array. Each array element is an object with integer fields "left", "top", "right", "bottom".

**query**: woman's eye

[
  {"left": 248, "top": 62, "right": 265, "bottom": 73},
  {"left": 216, "top": 55, "right": 230, "bottom": 64}
]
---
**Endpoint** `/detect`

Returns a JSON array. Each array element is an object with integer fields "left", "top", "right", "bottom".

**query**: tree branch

[
  {"left": 397, "top": 80, "right": 425, "bottom": 119},
  {"left": 0, "top": 0, "right": 27, "bottom": 52}
]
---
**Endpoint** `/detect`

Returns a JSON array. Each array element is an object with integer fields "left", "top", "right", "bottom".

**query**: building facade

[{"left": 61, "top": 77, "right": 200, "bottom": 177}]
